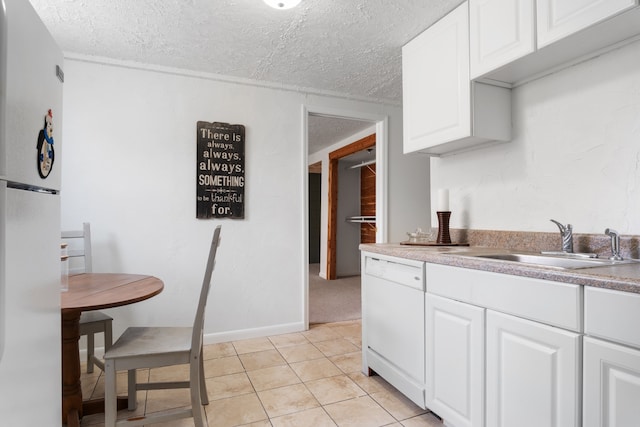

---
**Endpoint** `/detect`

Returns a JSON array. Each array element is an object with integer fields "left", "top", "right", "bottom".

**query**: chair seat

[
  {"left": 79, "top": 310, "right": 113, "bottom": 324},
  {"left": 105, "top": 327, "right": 193, "bottom": 369}
]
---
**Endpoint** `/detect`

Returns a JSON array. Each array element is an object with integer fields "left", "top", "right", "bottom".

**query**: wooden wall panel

[{"left": 360, "top": 163, "right": 376, "bottom": 243}]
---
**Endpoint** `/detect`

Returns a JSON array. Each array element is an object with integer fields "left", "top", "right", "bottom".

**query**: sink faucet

[
  {"left": 550, "top": 219, "right": 573, "bottom": 253},
  {"left": 604, "top": 228, "right": 623, "bottom": 261}
]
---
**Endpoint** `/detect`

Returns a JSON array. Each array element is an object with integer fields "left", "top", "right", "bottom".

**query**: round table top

[{"left": 61, "top": 273, "right": 164, "bottom": 313}]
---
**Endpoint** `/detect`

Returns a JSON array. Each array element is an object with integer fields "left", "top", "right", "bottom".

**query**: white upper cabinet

[
  {"left": 403, "top": 3, "right": 471, "bottom": 153},
  {"left": 403, "top": 2, "right": 511, "bottom": 156},
  {"left": 470, "top": 0, "right": 536, "bottom": 79},
  {"left": 470, "top": 0, "right": 640, "bottom": 83},
  {"left": 537, "top": 0, "right": 637, "bottom": 48}
]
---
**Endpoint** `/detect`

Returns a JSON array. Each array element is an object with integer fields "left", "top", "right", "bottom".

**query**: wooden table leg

[
  {"left": 62, "top": 310, "right": 83, "bottom": 425},
  {"left": 65, "top": 409, "right": 80, "bottom": 427},
  {"left": 62, "top": 309, "right": 129, "bottom": 425}
]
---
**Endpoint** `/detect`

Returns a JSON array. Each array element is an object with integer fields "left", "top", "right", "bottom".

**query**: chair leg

[
  {"left": 86, "top": 332, "right": 95, "bottom": 373},
  {"left": 128, "top": 369, "right": 137, "bottom": 410},
  {"left": 104, "top": 320, "right": 113, "bottom": 351},
  {"left": 192, "top": 393, "right": 207, "bottom": 427},
  {"left": 199, "top": 347, "right": 208, "bottom": 405},
  {"left": 190, "top": 360, "right": 207, "bottom": 427},
  {"left": 105, "top": 360, "right": 117, "bottom": 427}
]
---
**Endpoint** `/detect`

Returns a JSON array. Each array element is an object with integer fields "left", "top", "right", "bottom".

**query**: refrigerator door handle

[{"left": 5, "top": 179, "right": 58, "bottom": 195}]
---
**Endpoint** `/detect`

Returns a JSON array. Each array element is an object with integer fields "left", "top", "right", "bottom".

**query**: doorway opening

[{"left": 303, "top": 105, "right": 388, "bottom": 327}]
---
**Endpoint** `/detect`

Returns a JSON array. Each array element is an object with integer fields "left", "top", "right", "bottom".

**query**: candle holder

[{"left": 436, "top": 211, "right": 452, "bottom": 244}]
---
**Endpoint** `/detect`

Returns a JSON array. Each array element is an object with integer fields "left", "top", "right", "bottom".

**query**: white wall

[
  {"left": 431, "top": 39, "right": 640, "bottom": 235},
  {"left": 61, "top": 58, "right": 430, "bottom": 342}
]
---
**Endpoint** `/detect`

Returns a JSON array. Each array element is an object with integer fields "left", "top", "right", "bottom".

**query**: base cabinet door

[
  {"left": 583, "top": 336, "right": 640, "bottom": 427},
  {"left": 486, "top": 310, "right": 581, "bottom": 427},
  {"left": 426, "top": 294, "right": 485, "bottom": 427}
]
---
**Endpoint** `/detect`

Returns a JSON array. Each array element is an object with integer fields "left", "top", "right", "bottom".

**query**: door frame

[{"left": 301, "top": 104, "right": 388, "bottom": 328}]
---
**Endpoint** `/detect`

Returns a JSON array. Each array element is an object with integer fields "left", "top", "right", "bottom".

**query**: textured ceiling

[
  {"left": 28, "top": 0, "right": 462, "bottom": 104},
  {"left": 28, "top": 0, "right": 462, "bottom": 154},
  {"left": 307, "top": 115, "right": 373, "bottom": 156}
]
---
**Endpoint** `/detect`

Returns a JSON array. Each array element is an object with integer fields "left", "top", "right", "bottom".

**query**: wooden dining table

[{"left": 61, "top": 273, "right": 164, "bottom": 427}]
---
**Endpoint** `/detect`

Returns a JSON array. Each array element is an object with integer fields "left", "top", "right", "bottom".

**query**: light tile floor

[{"left": 78, "top": 320, "right": 444, "bottom": 427}]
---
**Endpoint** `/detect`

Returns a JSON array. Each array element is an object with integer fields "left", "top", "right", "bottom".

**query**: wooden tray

[{"left": 400, "top": 241, "right": 469, "bottom": 247}]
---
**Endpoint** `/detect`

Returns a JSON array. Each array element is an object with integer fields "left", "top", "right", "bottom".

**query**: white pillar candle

[{"left": 437, "top": 189, "right": 449, "bottom": 211}]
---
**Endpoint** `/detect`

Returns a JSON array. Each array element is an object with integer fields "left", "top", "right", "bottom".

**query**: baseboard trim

[
  {"left": 77, "top": 321, "right": 308, "bottom": 360},
  {"left": 204, "top": 321, "right": 307, "bottom": 344}
]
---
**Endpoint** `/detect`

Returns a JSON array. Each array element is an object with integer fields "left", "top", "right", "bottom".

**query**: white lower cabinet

[
  {"left": 486, "top": 310, "right": 581, "bottom": 427},
  {"left": 363, "top": 255, "right": 640, "bottom": 427},
  {"left": 426, "top": 294, "right": 485, "bottom": 427},
  {"left": 583, "top": 336, "right": 640, "bottom": 427},
  {"left": 425, "top": 263, "right": 581, "bottom": 427},
  {"left": 583, "top": 286, "right": 640, "bottom": 426}
]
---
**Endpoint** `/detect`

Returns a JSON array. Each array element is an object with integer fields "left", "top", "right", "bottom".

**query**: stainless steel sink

[{"left": 468, "top": 253, "right": 637, "bottom": 270}]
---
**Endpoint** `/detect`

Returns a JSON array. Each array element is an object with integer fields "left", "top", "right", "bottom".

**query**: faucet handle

[
  {"left": 550, "top": 219, "right": 573, "bottom": 253},
  {"left": 605, "top": 228, "right": 623, "bottom": 261}
]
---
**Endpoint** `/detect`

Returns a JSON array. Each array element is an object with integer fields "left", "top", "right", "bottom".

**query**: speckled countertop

[{"left": 359, "top": 229, "right": 640, "bottom": 294}]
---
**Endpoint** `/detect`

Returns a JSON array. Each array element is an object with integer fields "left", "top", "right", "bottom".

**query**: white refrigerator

[{"left": 0, "top": 0, "right": 64, "bottom": 424}]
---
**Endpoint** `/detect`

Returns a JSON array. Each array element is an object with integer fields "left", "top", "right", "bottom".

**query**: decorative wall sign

[
  {"left": 196, "top": 121, "right": 245, "bottom": 219},
  {"left": 36, "top": 109, "right": 55, "bottom": 179}
]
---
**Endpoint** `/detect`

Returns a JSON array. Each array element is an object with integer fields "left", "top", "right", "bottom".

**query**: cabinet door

[
  {"left": 470, "top": 0, "right": 535, "bottom": 79},
  {"left": 402, "top": 2, "right": 470, "bottom": 153},
  {"left": 486, "top": 311, "right": 581, "bottom": 427},
  {"left": 537, "top": 0, "right": 637, "bottom": 48},
  {"left": 426, "top": 294, "right": 484, "bottom": 427},
  {"left": 583, "top": 336, "right": 640, "bottom": 427}
]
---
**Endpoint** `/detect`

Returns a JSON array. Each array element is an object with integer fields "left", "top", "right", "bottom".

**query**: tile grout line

[
  {"left": 80, "top": 320, "right": 439, "bottom": 426},
  {"left": 233, "top": 323, "right": 367, "bottom": 425},
  {"left": 267, "top": 323, "right": 389, "bottom": 427}
]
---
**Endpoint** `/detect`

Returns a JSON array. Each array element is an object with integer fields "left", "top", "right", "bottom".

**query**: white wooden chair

[
  {"left": 104, "top": 225, "right": 221, "bottom": 427},
  {"left": 62, "top": 222, "right": 113, "bottom": 373}
]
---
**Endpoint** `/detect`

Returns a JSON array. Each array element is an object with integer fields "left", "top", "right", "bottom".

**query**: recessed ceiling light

[{"left": 263, "top": 0, "right": 301, "bottom": 10}]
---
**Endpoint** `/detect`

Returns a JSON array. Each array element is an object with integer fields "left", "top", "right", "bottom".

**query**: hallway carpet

[{"left": 309, "top": 264, "right": 361, "bottom": 324}]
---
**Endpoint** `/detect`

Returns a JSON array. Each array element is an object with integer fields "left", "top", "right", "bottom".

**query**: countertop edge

[{"left": 360, "top": 243, "right": 640, "bottom": 294}]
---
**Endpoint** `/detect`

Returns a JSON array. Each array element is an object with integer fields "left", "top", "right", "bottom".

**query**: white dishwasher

[{"left": 362, "top": 252, "right": 426, "bottom": 408}]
